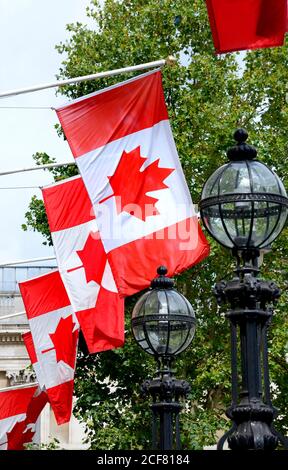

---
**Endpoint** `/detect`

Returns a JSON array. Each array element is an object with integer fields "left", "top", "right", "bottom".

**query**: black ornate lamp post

[
  {"left": 199, "top": 129, "right": 288, "bottom": 450},
  {"left": 132, "top": 266, "right": 196, "bottom": 450}
]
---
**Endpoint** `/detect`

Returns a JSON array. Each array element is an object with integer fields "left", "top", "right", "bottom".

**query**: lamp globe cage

[
  {"left": 199, "top": 129, "right": 288, "bottom": 251},
  {"left": 131, "top": 266, "right": 196, "bottom": 359}
]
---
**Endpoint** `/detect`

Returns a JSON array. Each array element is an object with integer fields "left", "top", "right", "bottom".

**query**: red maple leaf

[
  {"left": 7, "top": 420, "right": 35, "bottom": 450},
  {"left": 103, "top": 146, "right": 174, "bottom": 221},
  {"left": 76, "top": 232, "right": 107, "bottom": 285},
  {"left": 46, "top": 316, "right": 78, "bottom": 368}
]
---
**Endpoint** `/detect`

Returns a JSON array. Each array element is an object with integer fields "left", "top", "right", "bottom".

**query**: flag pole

[
  {"left": 0, "top": 383, "right": 39, "bottom": 392},
  {"left": 0, "top": 311, "right": 26, "bottom": 321},
  {"left": 0, "top": 57, "right": 176, "bottom": 99},
  {"left": 0, "top": 161, "right": 75, "bottom": 177},
  {"left": 0, "top": 256, "right": 56, "bottom": 266}
]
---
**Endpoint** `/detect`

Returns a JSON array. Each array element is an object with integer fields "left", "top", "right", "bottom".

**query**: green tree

[{"left": 23, "top": 0, "right": 288, "bottom": 449}]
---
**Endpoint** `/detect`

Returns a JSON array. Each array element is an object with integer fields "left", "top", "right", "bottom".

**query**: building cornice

[{"left": 0, "top": 331, "right": 28, "bottom": 343}]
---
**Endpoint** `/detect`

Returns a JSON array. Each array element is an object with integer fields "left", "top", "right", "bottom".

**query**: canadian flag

[
  {"left": 19, "top": 270, "right": 78, "bottom": 425},
  {"left": 22, "top": 332, "right": 45, "bottom": 389},
  {"left": 56, "top": 70, "right": 210, "bottom": 296},
  {"left": 0, "top": 384, "right": 48, "bottom": 450},
  {"left": 42, "top": 175, "right": 125, "bottom": 353},
  {"left": 206, "top": 0, "right": 287, "bottom": 54}
]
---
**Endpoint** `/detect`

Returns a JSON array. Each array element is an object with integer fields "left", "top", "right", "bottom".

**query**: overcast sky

[{"left": 0, "top": 0, "right": 92, "bottom": 265}]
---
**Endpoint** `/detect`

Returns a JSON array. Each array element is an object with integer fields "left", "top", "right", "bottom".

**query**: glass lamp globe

[
  {"left": 131, "top": 267, "right": 196, "bottom": 357},
  {"left": 200, "top": 129, "right": 288, "bottom": 250}
]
